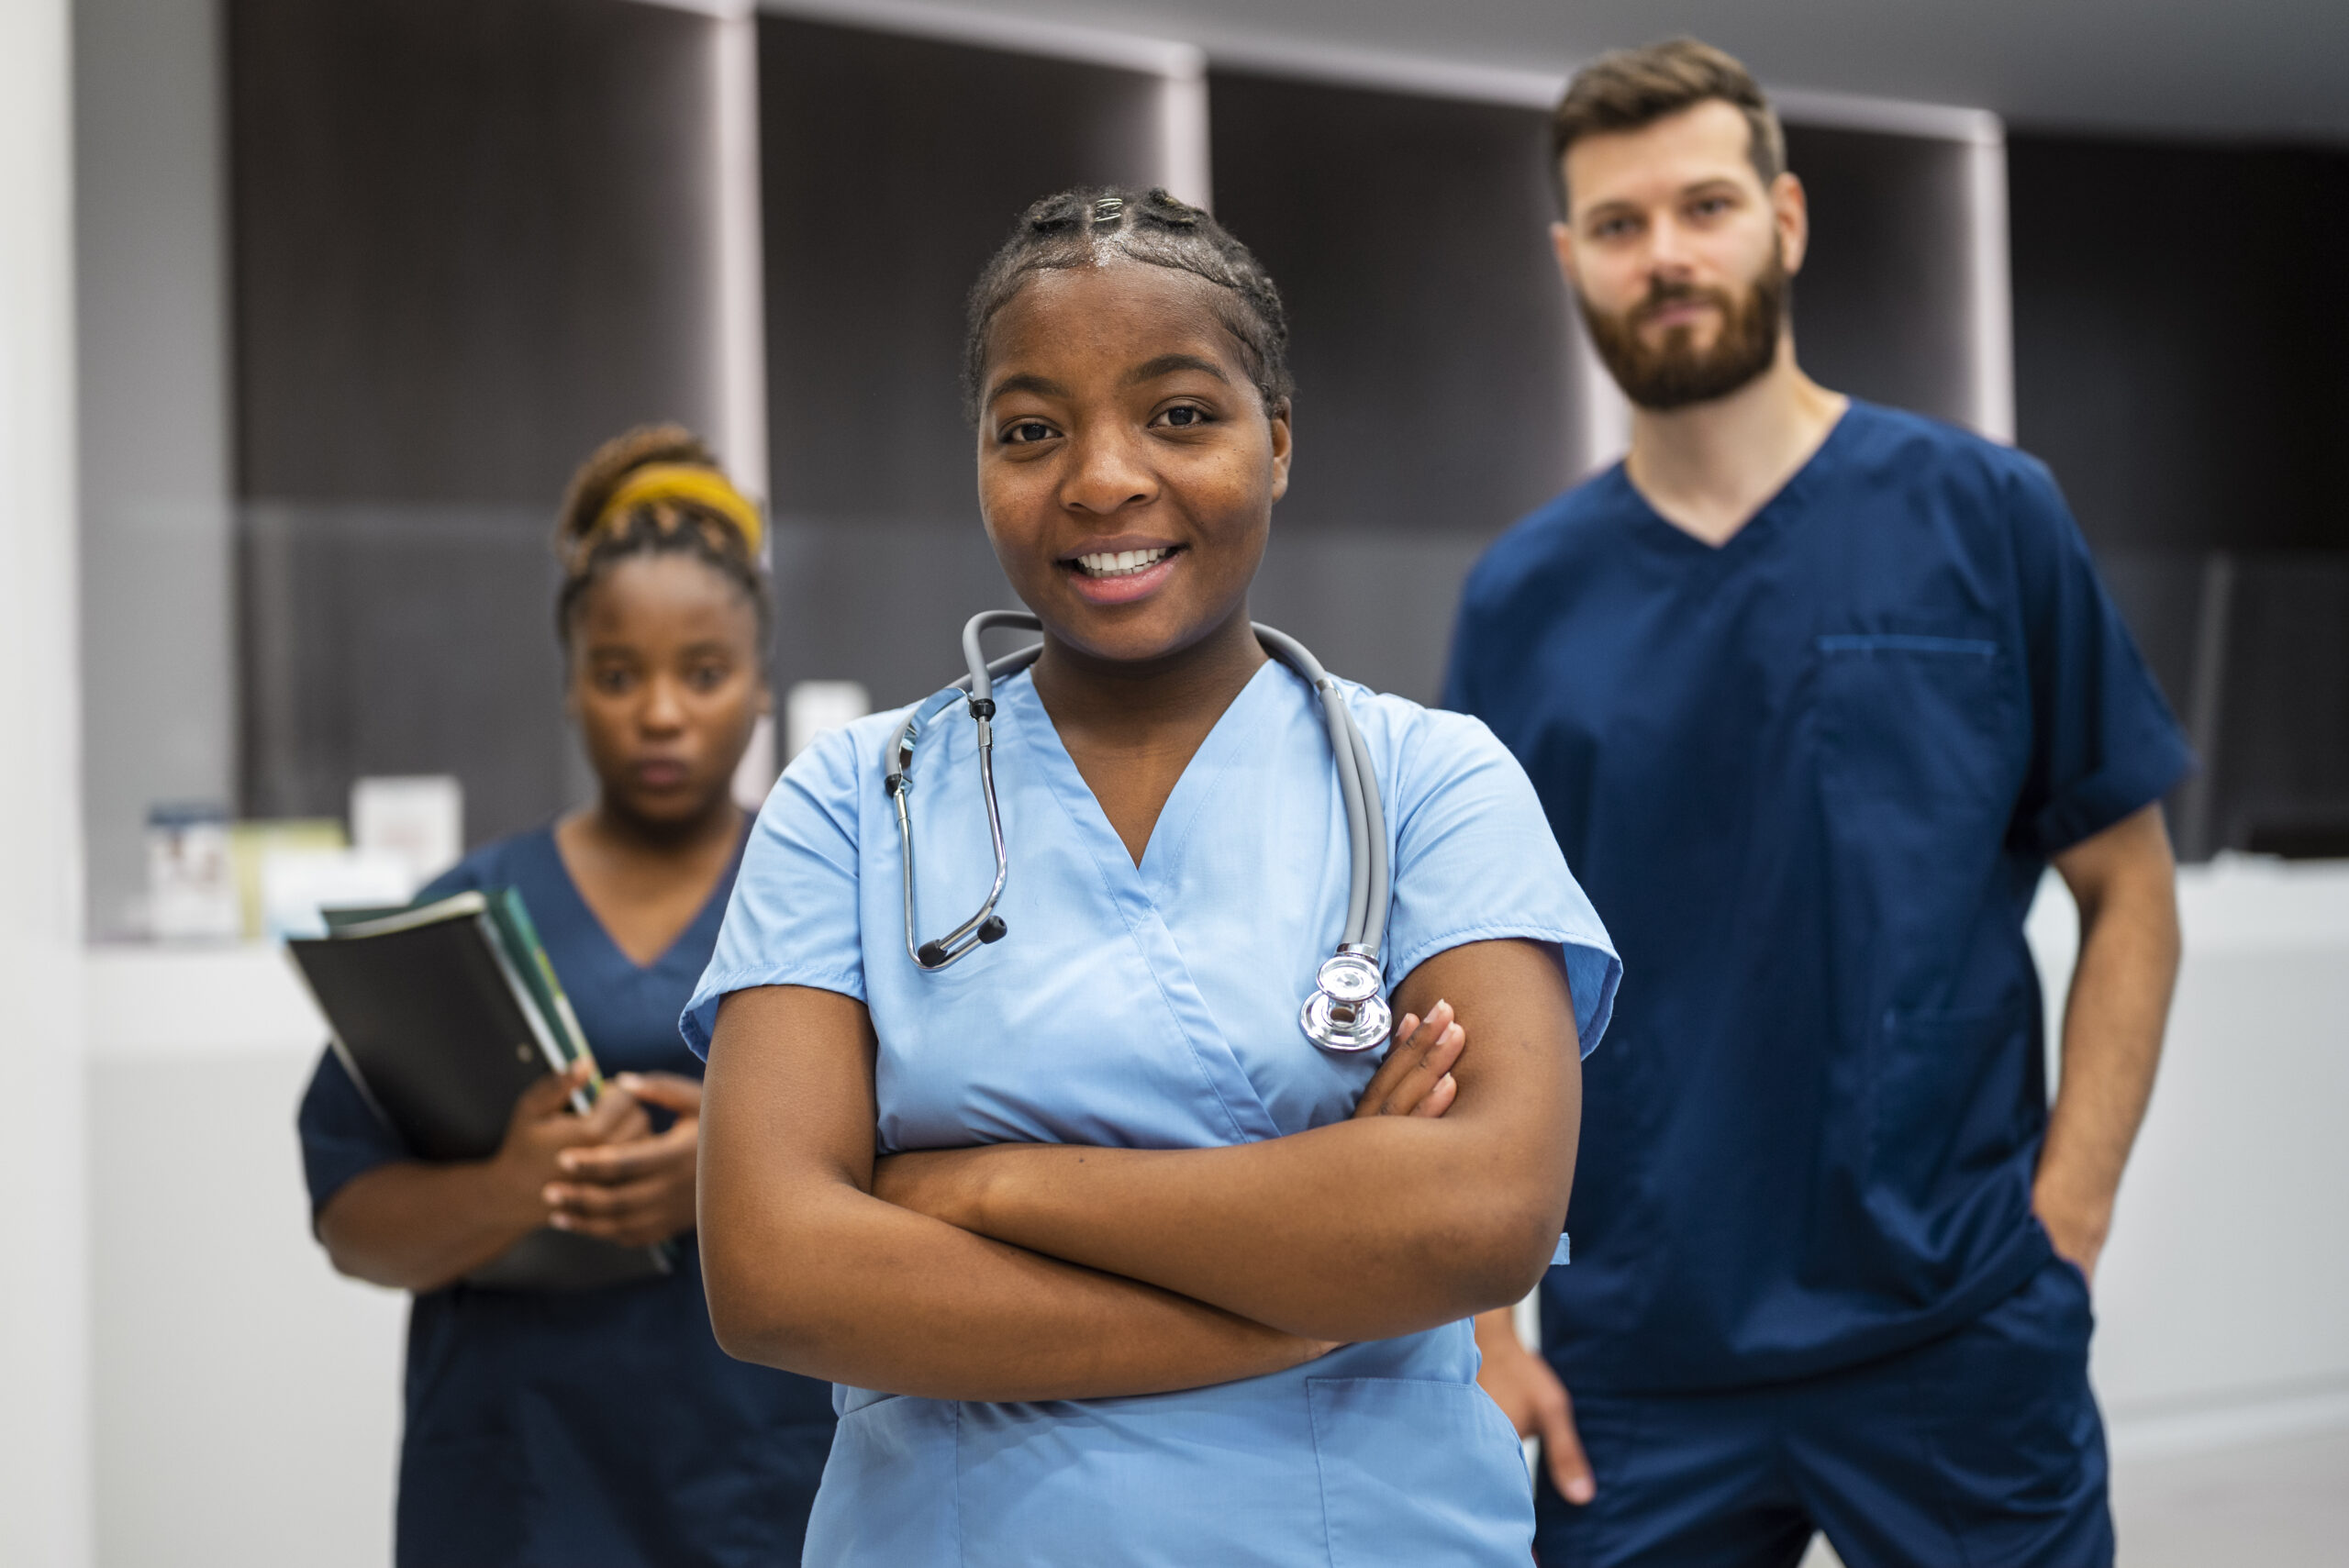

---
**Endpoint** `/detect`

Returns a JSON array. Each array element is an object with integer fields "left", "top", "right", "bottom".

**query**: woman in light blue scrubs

[{"left": 687, "top": 188, "right": 1620, "bottom": 1566}]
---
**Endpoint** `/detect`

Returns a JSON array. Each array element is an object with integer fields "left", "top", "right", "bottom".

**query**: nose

[
  {"left": 1643, "top": 211, "right": 1697, "bottom": 281},
  {"left": 1058, "top": 422, "right": 1155, "bottom": 517},
  {"left": 640, "top": 673, "right": 687, "bottom": 735}
]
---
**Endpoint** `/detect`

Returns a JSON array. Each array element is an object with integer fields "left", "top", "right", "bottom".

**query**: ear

[
  {"left": 1550, "top": 219, "right": 1582, "bottom": 294},
  {"left": 1265, "top": 395, "right": 1293, "bottom": 504},
  {"left": 1771, "top": 171, "right": 1809, "bottom": 277}
]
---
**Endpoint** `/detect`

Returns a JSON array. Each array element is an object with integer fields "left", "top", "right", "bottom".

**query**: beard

[{"left": 1580, "top": 248, "right": 1787, "bottom": 411}]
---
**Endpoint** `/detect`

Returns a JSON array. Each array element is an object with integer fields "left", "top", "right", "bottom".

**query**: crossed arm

[{"left": 696, "top": 938, "right": 1580, "bottom": 1402}]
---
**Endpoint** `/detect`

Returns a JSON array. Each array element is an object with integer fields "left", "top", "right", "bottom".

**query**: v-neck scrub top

[
  {"left": 684, "top": 662, "right": 1620, "bottom": 1566},
  {"left": 1442, "top": 401, "right": 2192, "bottom": 1394},
  {"left": 297, "top": 827, "right": 837, "bottom": 1568}
]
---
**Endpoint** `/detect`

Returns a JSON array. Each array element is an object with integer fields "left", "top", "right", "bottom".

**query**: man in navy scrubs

[{"left": 1450, "top": 39, "right": 2188, "bottom": 1568}]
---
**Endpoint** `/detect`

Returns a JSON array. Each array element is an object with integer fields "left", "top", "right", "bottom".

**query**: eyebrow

[
  {"left": 1125, "top": 352, "right": 1230, "bottom": 388},
  {"left": 985, "top": 372, "right": 1073, "bottom": 407}
]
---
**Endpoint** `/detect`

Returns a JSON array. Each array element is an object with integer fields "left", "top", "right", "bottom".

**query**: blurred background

[{"left": 4, "top": 0, "right": 2344, "bottom": 1562}]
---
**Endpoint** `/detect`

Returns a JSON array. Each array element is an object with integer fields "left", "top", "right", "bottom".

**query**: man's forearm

[{"left": 2040, "top": 810, "right": 2182, "bottom": 1273}]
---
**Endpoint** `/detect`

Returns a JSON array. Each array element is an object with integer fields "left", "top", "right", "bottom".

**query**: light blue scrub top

[{"left": 684, "top": 660, "right": 1620, "bottom": 1567}]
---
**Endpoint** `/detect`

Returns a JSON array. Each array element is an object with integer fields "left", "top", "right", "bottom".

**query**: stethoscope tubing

[{"left": 890, "top": 610, "right": 1393, "bottom": 1051}]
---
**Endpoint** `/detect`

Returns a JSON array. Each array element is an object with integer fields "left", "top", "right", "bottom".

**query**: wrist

[{"left": 2032, "top": 1173, "right": 2111, "bottom": 1249}]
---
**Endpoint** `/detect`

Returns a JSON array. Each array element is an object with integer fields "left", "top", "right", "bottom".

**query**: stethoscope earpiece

[{"left": 891, "top": 613, "right": 1394, "bottom": 1055}]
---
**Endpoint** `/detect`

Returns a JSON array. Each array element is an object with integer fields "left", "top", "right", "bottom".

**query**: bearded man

[{"left": 1446, "top": 39, "right": 2188, "bottom": 1568}]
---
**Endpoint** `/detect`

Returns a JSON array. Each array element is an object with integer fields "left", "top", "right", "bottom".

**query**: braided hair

[
  {"left": 552, "top": 425, "right": 773, "bottom": 651},
  {"left": 962, "top": 186, "right": 1294, "bottom": 425}
]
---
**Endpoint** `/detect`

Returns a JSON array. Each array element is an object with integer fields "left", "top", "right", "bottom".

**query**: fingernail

[
  {"left": 556, "top": 1153, "right": 579, "bottom": 1173},
  {"left": 542, "top": 1184, "right": 563, "bottom": 1205},
  {"left": 1566, "top": 1476, "right": 1595, "bottom": 1504},
  {"left": 549, "top": 1213, "right": 573, "bottom": 1230}
]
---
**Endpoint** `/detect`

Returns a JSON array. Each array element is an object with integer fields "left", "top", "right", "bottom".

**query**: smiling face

[
  {"left": 1554, "top": 98, "right": 1808, "bottom": 409},
  {"left": 565, "top": 552, "right": 768, "bottom": 828},
  {"left": 974, "top": 260, "right": 1291, "bottom": 666}
]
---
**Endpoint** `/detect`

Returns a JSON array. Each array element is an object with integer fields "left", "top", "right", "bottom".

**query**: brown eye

[
  {"left": 1155, "top": 405, "right": 1211, "bottom": 429},
  {"left": 1002, "top": 420, "right": 1055, "bottom": 445}
]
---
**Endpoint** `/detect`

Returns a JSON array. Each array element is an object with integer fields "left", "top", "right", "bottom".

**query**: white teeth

[{"left": 1074, "top": 547, "right": 1170, "bottom": 577}]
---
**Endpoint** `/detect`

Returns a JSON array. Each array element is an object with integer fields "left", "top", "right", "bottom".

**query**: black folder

[{"left": 287, "top": 891, "right": 671, "bottom": 1291}]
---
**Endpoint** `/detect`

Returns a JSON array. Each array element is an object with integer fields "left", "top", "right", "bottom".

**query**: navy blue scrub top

[
  {"left": 297, "top": 826, "right": 836, "bottom": 1568},
  {"left": 1443, "top": 402, "right": 2191, "bottom": 1393}
]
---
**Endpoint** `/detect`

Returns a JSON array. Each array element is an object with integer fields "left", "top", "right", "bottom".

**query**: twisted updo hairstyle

[
  {"left": 553, "top": 424, "right": 772, "bottom": 651},
  {"left": 962, "top": 186, "right": 1294, "bottom": 425}
]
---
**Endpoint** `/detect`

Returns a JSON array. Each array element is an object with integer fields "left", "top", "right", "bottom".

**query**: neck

[
  {"left": 1030, "top": 603, "right": 1270, "bottom": 747},
  {"left": 584, "top": 790, "right": 742, "bottom": 860},
  {"left": 1622, "top": 342, "right": 1847, "bottom": 547}
]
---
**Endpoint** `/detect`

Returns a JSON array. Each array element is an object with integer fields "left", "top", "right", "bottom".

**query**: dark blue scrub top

[
  {"left": 1443, "top": 402, "right": 2190, "bottom": 1393},
  {"left": 297, "top": 826, "right": 836, "bottom": 1568}
]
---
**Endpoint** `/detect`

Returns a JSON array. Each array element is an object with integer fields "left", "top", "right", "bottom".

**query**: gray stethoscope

[{"left": 885, "top": 610, "right": 1394, "bottom": 1053}]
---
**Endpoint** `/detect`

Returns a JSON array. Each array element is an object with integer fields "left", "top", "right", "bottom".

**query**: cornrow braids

[
  {"left": 552, "top": 423, "right": 774, "bottom": 651},
  {"left": 962, "top": 186, "right": 1294, "bottom": 425}
]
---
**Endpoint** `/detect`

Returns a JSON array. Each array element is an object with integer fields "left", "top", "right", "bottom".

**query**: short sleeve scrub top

[
  {"left": 297, "top": 827, "right": 838, "bottom": 1568},
  {"left": 684, "top": 662, "right": 1621, "bottom": 1566}
]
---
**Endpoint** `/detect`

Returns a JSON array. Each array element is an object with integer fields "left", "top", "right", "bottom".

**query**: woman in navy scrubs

[{"left": 296, "top": 426, "right": 836, "bottom": 1567}]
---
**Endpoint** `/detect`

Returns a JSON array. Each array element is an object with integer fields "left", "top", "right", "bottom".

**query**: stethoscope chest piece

[{"left": 1300, "top": 949, "right": 1392, "bottom": 1053}]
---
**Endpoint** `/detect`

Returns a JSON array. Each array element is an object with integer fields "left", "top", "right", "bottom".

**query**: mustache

[{"left": 1630, "top": 280, "right": 1735, "bottom": 324}]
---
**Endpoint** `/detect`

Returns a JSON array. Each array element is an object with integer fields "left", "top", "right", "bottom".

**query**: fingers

[
  {"left": 544, "top": 1173, "right": 668, "bottom": 1221},
  {"left": 545, "top": 1181, "right": 683, "bottom": 1246},
  {"left": 575, "top": 1079, "right": 646, "bottom": 1142},
  {"left": 1410, "top": 1071, "right": 1458, "bottom": 1118},
  {"left": 557, "top": 1120, "right": 697, "bottom": 1184},
  {"left": 615, "top": 1072, "right": 704, "bottom": 1116},
  {"left": 1353, "top": 1000, "right": 1465, "bottom": 1118},
  {"left": 511, "top": 1060, "right": 595, "bottom": 1124},
  {"left": 1542, "top": 1385, "right": 1597, "bottom": 1507}
]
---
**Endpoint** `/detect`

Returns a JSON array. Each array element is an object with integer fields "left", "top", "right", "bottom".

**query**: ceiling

[{"left": 784, "top": 0, "right": 2349, "bottom": 145}]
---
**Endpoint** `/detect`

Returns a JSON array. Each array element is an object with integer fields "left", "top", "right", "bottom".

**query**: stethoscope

[{"left": 885, "top": 610, "right": 1394, "bottom": 1053}]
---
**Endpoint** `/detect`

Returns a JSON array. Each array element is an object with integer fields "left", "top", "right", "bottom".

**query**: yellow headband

[{"left": 592, "top": 463, "right": 764, "bottom": 557}]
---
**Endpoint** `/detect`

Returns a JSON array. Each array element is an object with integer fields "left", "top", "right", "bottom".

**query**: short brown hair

[{"left": 1550, "top": 38, "right": 1785, "bottom": 211}]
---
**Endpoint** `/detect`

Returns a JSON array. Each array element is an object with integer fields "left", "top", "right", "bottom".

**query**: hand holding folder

[{"left": 288, "top": 888, "right": 674, "bottom": 1290}]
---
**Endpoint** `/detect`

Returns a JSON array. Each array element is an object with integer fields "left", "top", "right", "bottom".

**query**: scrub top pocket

[
  {"left": 1306, "top": 1377, "right": 1535, "bottom": 1567},
  {"left": 1812, "top": 633, "right": 2014, "bottom": 810},
  {"left": 1810, "top": 633, "right": 2027, "bottom": 994}
]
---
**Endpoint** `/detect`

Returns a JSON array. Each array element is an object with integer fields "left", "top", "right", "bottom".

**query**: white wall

[
  {"left": 0, "top": 0, "right": 92, "bottom": 1560},
  {"left": 85, "top": 950, "right": 406, "bottom": 1568},
  {"left": 73, "top": 862, "right": 2349, "bottom": 1565},
  {"left": 2028, "top": 859, "right": 2349, "bottom": 1455}
]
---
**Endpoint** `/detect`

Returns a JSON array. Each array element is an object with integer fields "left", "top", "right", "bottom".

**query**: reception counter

[{"left": 80, "top": 859, "right": 2349, "bottom": 1565}]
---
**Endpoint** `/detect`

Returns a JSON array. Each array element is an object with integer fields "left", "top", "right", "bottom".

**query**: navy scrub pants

[{"left": 1534, "top": 1255, "right": 2112, "bottom": 1568}]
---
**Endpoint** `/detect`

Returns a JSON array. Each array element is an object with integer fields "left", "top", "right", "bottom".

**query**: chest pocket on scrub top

[
  {"left": 1812, "top": 632, "right": 2013, "bottom": 809},
  {"left": 1810, "top": 632, "right": 2020, "bottom": 981}
]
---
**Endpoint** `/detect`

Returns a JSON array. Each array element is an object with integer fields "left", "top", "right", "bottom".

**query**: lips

[
  {"left": 1060, "top": 540, "right": 1186, "bottom": 606},
  {"left": 631, "top": 759, "right": 690, "bottom": 790}
]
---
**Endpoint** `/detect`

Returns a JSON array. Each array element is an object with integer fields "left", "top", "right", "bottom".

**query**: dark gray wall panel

[
  {"left": 1207, "top": 72, "right": 1580, "bottom": 539},
  {"left": 1779, "top": 124, "right": 1980, "bottom": 430},
  {"left": 2010, "top": 136, "right": 2349, "bottom": 856},
  {"left": 2009, "top": 137, "right": 2349, "bottom": 556},
  {"left": 760, "top": 16, "right": 1164, "bottom": 528},
  {"left": 239, "top": 506, "right": 574, "bottom": 841},
  {"left": 228, "top": 0, "right": 723, "bottom": 504}
]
